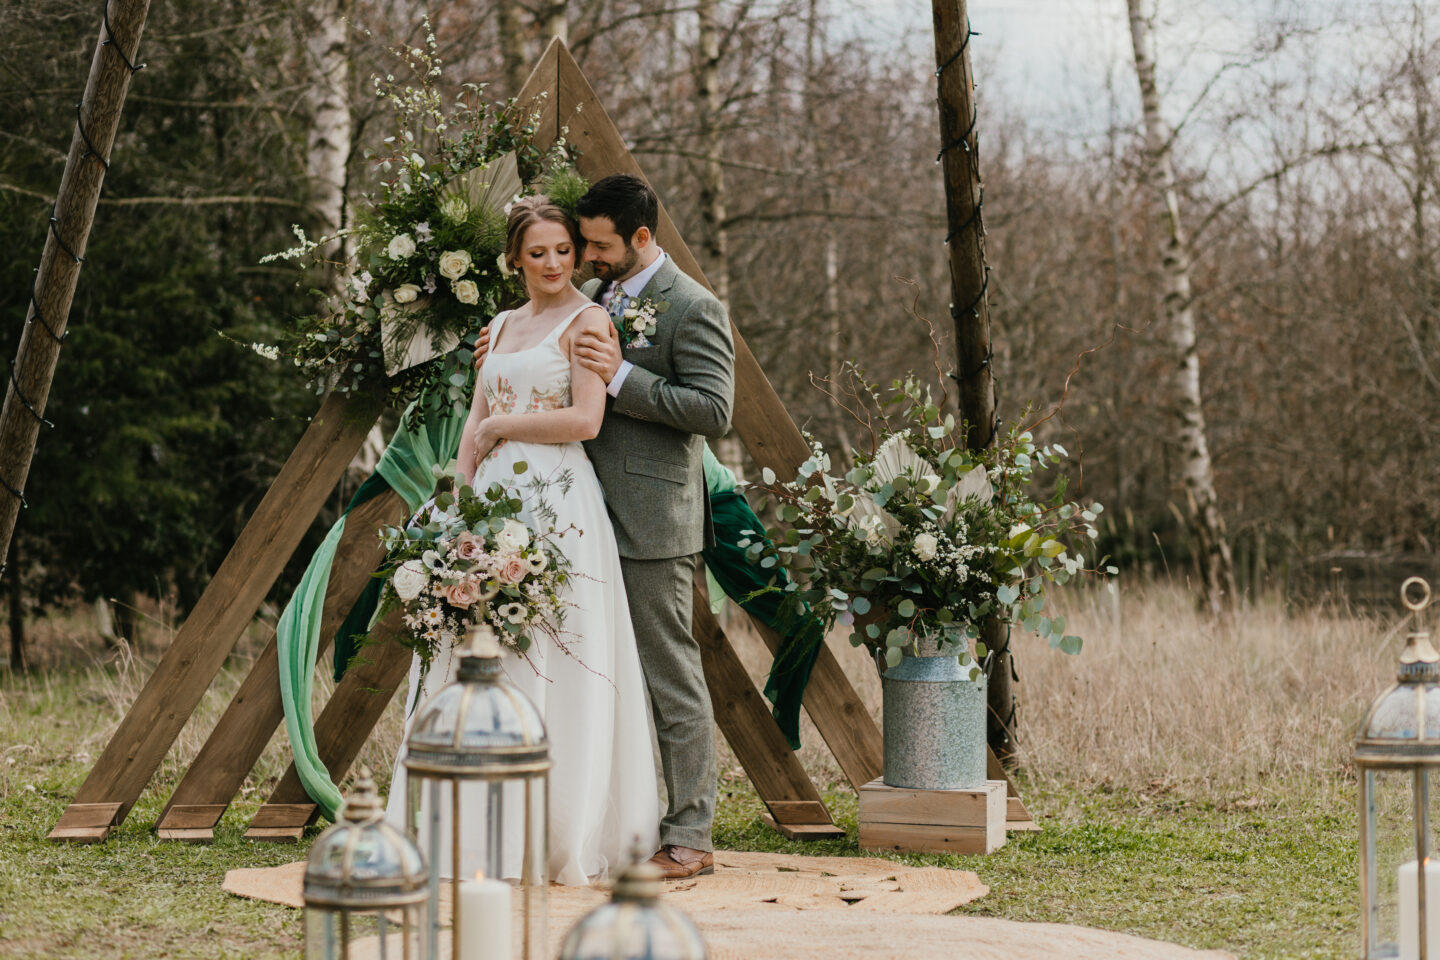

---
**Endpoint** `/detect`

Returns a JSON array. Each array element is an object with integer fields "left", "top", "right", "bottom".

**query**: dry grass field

[{"left": 0, "top": 577, "right": 1399, "bottom": 958}]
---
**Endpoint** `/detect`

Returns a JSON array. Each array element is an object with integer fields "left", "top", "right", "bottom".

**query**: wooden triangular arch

[{"left": 50, "top": 38, "right": 1028, "bottom": 844}]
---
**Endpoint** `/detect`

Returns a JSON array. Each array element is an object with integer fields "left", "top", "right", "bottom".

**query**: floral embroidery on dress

[
  {"left": 527, "top": 379, "right": 570, "bottom": 412},
  {"left": 485, "top": 375, "right": 519, "bottom": 415}
]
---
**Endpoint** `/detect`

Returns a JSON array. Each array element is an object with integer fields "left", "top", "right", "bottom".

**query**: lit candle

[
  {"left": 1400, "top": 859, "right": 1440, "bottom": 959},
  {"left": 457, "top": 871, "right": 511, "bottom": 960}
]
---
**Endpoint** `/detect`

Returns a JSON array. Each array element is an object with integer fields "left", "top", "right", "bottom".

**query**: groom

[{"left": 477, "top": 175, "right": 735, "bottom": 879}]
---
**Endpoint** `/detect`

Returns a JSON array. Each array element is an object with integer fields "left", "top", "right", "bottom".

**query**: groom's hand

[
  {"left": 472, "top": 327, "right": 491, "bottom": 368},
  {"left": 575, "top": 323, "right": 623, "bottom": 384}
]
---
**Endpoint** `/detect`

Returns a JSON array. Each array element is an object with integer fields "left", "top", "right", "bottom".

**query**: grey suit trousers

[{"left": 620, "top": 552, "right": 716, "bottom": 852}]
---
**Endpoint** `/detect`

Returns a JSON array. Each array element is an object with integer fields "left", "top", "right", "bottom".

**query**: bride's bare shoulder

[{"left": 561, "top": 303, "right": 610, "bottom": 343}]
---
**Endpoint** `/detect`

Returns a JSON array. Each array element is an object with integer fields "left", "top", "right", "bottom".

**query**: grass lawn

[{"left": 0, "top": 583, "right": 1371, "bottom": 958}]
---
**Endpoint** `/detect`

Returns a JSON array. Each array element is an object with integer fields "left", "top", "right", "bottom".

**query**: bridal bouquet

[
  {"left": 747, "top": 367, "right": 1115, "bottom": 675},
  {"left": 258, "top": 20, "right": 586, "bottom": 422},
  {"left": 372, "top": 466, "right": 576, "bottom": 672}
]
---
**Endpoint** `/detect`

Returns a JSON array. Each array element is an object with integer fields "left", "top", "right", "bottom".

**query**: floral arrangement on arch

[
  {"left": 259, "top": 21, "right": 587, "bottom": 422},
  {"left": 370, "top": 461, "right": 578, "bottom": 677},
  {"left": 745, "top": 365, "right": 1116, "bottom": 679}
]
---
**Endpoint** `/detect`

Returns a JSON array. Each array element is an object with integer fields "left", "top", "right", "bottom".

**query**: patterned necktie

[{"left": 606, "top": 284, "right": 628, "bottom": 321}]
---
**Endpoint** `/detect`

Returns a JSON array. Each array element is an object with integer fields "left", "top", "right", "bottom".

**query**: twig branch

[{"left": 0, "top": 181, "right": 308, "bottom": 210}]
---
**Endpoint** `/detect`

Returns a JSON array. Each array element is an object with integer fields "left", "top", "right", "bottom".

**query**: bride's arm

[
  {"left": 473, "top": 307, "right": 609, "bottom": 452},
  {"left": 455, "top": 366, "right": 492, "bottom": 484}
]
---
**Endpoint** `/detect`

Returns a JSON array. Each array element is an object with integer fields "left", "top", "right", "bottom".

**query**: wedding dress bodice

[{"left": 481, "top": 307, "right": 579, "bottom": 420}]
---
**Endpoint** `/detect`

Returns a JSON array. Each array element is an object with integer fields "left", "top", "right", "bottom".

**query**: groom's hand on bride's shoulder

[
  {"left": 472, "top": 327, "right": 491, "bottom": 368},
  {"left": 575, "top": 323, "right": 622, "bottom": 383}
]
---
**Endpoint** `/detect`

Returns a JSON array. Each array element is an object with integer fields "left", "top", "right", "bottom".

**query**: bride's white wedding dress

[{"left": 385, "top": 304, "right": 660, "bottom": 886}]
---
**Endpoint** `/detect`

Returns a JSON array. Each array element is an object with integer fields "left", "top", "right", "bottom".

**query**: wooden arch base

[{"left": 50, "top": 38, "right": 1029, "bottom": 846}]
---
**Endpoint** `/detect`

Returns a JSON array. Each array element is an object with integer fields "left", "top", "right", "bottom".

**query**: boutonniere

[{"left": 619, "top": 297, "right": 668, "bottom": 348}]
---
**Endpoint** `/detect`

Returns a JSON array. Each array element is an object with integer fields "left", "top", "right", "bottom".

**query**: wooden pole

[
  {"left": 0, "top": 0, "right": 151, "bottom": 571},
  {"left": 930, "top": 0, "right": 1016, "bottom": 765}
]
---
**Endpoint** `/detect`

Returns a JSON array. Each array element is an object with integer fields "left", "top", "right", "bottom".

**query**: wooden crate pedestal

[{"left": 858, "top": 778, "right": 1007, "bottom": 855}]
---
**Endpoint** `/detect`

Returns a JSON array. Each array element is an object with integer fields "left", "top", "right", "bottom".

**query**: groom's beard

[{"left": 590, "top": 244, "right": 640, "bottom": 283}]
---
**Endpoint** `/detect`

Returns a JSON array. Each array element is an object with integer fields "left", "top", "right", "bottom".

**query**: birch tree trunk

[
  {"left": 542, "top": 1, "right": 569, "bottom": 44},
  {"left": 498, "top": 1, "right": 530, "bottom": 95},
  {"left": 1126, "top": 0, "right": 1237, "bottom": 615},
  {"left": 302, "top": 0, "right": 352, "bottom": 270},
  {"left": 696, "top": 0, "right": 730, "bottom": 306},
  {"left": 806, "top": 0, "right": 840, "bottom": 375}
]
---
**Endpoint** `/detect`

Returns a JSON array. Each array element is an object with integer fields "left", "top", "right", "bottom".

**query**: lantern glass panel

[
  {"left": 1362, "top": 767, "right": 1432, "bottom": 958},
  {"left": 305, "top": 905, "right": 425, "bottom": 960},
  {"left": 303, "top": 767, "right": 430, "bottom": 960},
  {"left": 403, "top": 631, "right": 551, "bottom": 960},
  {"left": 560, "top": 901, "right": 709, "bottom": 960}
]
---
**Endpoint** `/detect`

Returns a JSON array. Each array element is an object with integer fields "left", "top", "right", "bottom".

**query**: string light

[
  {"left": 934, "top": 15, "right": 1015, "bottom": 751},
  {"left": 2, "top": 0, "right": 146, "bottom": 513}
]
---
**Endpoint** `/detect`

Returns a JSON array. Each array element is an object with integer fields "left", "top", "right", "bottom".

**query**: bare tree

[
  {"left": 1126, "top": 0, "right": 1236, "bottom": 614},
  {"left": 695, "top": 0, "right": 730, "bottom": 305}
]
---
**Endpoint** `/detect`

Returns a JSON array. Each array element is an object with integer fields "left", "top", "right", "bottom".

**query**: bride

[{"left": 385, "top": 196, "right": 660, "bottom": 886}]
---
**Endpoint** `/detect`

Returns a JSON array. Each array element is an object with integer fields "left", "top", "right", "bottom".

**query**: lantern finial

[
  {"left": 1399, "top": 578, "right": 1440, "bottom": 680},
  {"left": 339, "top": 765, "right": 383, "bottom": 823},
  {"left": 464, "top": 623, "right": 503, "bottom": 659}
]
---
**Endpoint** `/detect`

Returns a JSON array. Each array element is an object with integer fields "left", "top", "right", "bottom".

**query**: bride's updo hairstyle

[{"left": 503, "top": 196, "right": 583, "bottom": 279}]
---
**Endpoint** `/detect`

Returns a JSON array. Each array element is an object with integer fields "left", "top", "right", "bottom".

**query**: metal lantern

[
  {"left": 404, "top": 625, "right": 551, "bottom": 960},
  {"left": 1357, "top": 577, "right": 1440, "bottom": 959},
  {"left": 558, "top": 858, "right": 708, "bottom": 960},
  {"left": 303, "top": 765, "right": 429, "bottom": 960}
]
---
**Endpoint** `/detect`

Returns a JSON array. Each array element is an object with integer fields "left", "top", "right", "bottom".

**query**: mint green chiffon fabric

[{"left": 276, "top": 398, "right": 468, "bottom": 821}]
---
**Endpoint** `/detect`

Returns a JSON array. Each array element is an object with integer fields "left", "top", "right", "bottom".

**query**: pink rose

[
  {"left": 454, "top": 531, "right": 484, "bottom": 561},
  {"left": 445, "top": 579, "right": 482, "bottom": 609},
  {"left": 498, "top": 558, "right": 530, "bottom": 585}
]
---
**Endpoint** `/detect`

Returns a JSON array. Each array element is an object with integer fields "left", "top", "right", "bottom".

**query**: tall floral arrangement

[
  {"left": 260, "top": 21, "right": 587, "bottom": 422},
  {"left": 748, "top": 367, "right": 1115, "bottom": 678}
]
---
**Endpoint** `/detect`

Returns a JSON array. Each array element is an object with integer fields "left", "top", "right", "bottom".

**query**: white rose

[
  {"left": 438, "top": 249, "right": 472, "bottom": 280},
  {"left": 393, "top": 560, "right": 429, "bottom": 602},
  {"left": 453, "top": 278, "right": 480, "bottom": 305},
  {"left": 914, "top": 533, "right": 939, "bottom": 561},
  {"left": 496, "top": 251, "right": 513, "bottom": 277},
  {"left": 495, "top": 518, "right": 531, "bottom": 554},
  {"left": 392, "top": 283, "right": 421, "bottom": 304},
  {"left": 920, "top": 474, "right": 942, "bottom": 495},
  {"left": 387, "top": 233, "right": 417, "bottom": 259}
]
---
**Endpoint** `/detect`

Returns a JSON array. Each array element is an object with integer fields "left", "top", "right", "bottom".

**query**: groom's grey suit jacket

[{"left": 581, "top": 257, "right": 735, "bottom": 560}]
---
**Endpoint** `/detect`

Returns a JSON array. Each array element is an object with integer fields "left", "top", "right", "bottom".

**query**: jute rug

[{"left": 223, "top": 850, "right": 1235, "bottom": 959}]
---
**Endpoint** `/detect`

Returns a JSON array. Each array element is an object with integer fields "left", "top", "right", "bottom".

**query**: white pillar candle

[
  {"left": 457, "top": 872, "right": 512, "bottom": 960},
  {"left": 1400, "top": 859, "right": 1440, "bottom": 959}
]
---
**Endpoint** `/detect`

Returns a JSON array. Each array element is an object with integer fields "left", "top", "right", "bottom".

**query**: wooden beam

[
  {"left": 751, "top": 622, "right": 882, "bottom": 792},
  {"left": 987, "top": 745, "right": 1037, "bottom": 828},
  {"left": 546, "top": 40, "right": 811, "bottom": 476},
  {"left": 0, "top": 0, "right": 153, "bottom": 573},
  {"left": 48, "top": 802, "right": 123, "bottom": 843},
  {"left": 155, "top": 489, "right": 404, "bottom": 840},
  {"left": 691, "top": 576, "right": 842, "bottom": 840},
  {"left": 245, "top": 614, "right": 411, "bottom": 841},
  {"left": 51, "top": 391, "right": 384, "bottom": 842}
]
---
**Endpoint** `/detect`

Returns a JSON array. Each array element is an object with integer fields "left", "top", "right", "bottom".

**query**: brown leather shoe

[{"left": 647, "top": 844, "right": 714, "bottom": 879}]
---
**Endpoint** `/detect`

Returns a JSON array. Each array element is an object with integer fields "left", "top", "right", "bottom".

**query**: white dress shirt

[{"left": 600, "top": 249, "right": 667, "bottom": 397}]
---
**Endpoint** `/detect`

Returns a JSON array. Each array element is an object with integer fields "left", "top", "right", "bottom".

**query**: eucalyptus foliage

[{"left": 747, "top": 367, "right": 1115, "bottom": 678}]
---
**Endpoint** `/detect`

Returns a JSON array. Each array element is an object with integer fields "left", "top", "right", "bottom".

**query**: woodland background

[{"left": 1, "top": 0, "right": 1437, "bottom": 665}]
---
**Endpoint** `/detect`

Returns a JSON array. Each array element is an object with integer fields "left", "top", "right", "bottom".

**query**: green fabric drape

[
  {"left": 701, "top": 488, "right": 825, "bottom": 750},
  {"left": 276, "top": 392, "right": 468, "bottom": 821}
]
